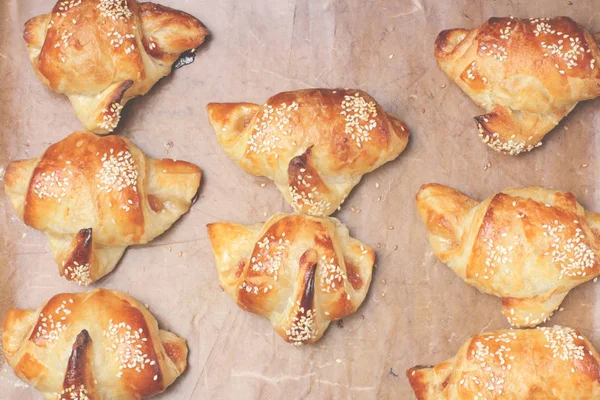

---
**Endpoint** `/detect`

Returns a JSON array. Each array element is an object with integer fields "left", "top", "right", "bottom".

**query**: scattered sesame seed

[
  {"left": 388, "top": 225, "right": 394, "bottom": 230},
  {"left": 582, "top": 163, "right": 589, "bottom": 168},
  {"left": 64, "top": 261, "right": 92, "bottom": 286},
  {"left": 103, "top": 319, "right": 155, "bottom": 378},
  {"left": 340, "top": 93, "right": 378, "bottom": 148}
]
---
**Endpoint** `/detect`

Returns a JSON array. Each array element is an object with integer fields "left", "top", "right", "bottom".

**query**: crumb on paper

[
  {"left": 381, "top": 279, "right": 386, "bottom": 284},
  {"left": 168, "top": 247, "right": 172, "bottom": 253},
  {"left": 441, "top": 84, "right": 447, "bottom": 88},
  {"left": 381, "top": 292, "right": 386, "bottom": 297},
  {"left": 178, "top": 251, "right": 183, "bottom": 257},
  {"left": 420, "top": 108, "right": 425, "bottom": 113},
  {"left": 337, "top": 319, "right": 344, "bottom": 328},
  {"left": 0, "top": 166, "right": 4, "bottom": 181},
  {"left": 377, "top": 243, "right": 381, "bottom": 248},
  {"left": 394, "top": 245, "right": 398, "bottom": 250},
  {"left": 566, "top": 1, "right": 573, "bottom": 4},
  {"left": 389, "top": 368, "right": 399, "bottom": 377},
  {"left": 22, "top": 233, "right": 27, "bottom": 239},
  {"left": 564, "top": 125, "right": 569, "bottom": 130}
]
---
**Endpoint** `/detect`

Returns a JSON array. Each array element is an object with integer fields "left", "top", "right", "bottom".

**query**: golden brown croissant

[
  {"left": 416, "top": 184, "right": 600, "bottom": 327},
  {"left": 206, "top": 89, "right": 409, "bottom": 216},
  {"left": 4, "top": 131, "right": 201, "bottom": 285},
  {"left": 207, "top": 213, "right": 375, "bottom": 345},
  {"left": 2, "top": 289, "right": 187, "bottom": 399},
  {"left": 24, "top": 0, "right": 209, "bottom": 134},
  {"left": 435, "top": 17, "right": 600, "bottom": 155},
  {"left": 407, "top": 326, "right": 600, "bottom": 399}
]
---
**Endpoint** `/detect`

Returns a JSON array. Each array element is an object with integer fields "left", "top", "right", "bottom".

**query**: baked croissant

[
  {"left": 407, "top": 326, "right": 600, "bottom": 399},
  {"left": 206, "top": 89, "right": 409, "bottom": 216},
  {"left": 24, "top": 0, "right": 209, "bottom": 134},
  {"left": 416, "top": 184, "right": 600, "bottom": 327},
  {"left": 4, "top": 131, "right": 201, "bottom": 285},
  {"left": 435, "top": 17, "right": 600, "bottom": 155},
  {"left": 2, "top": 289, "right": 187, "bottom": 399},
  {"left": 207, "top": 213, "right": 375, "bottom": 345}
]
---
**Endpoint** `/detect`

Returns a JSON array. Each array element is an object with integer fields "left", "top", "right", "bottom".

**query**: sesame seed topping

[
  {"left": 34, "top": 301, "right": 72, "bottom": 344},
  {"left": 33, "top": 169, "right": 70, "bottom": 201},
  {"left": 60, "top": 384, "right": 89, "bottom": 400},
  {"left": 99, "top": 102, "right": 124, "bottom": 132},
  {"left": 542, "top": 221, "right": 595, "bottom": 279},
  {"left": 247, "top": 102, "right": 299, "bottom": 155},
  {"left": 477, "top": 126, "right": 542, "bottom": 155},
  {"left": 540, "top": 326, "right": 585, "bottom": 362},
  {"left": 103, "top": 319, "right": 155, "bottom": 378},
  {"left": 97, "top": 0, "right": 132, "bottom": 21},
  {"left": 340, "top": 93, "right": 378, "bottom": 148},
  {"left": 319, "top": 255, "right": 346, "bottom": 293},
  {"left": 285, "top": 300, "right": 318, "bottom": 345},
  {"left": 95, "top": 148, "right": 139, "bottom": 194},
  {"left": 289, "top": 173, "right": 332, "bottom": 216},
  {"left": 64, "top": 261, "right": 92, "bottom": 286}
]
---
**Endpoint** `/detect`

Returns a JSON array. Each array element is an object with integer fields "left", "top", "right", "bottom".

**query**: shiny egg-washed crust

[
  {"left": 206, "top": 89, "right": 409, "bottom": 216},
  {"left": 24, "top": 0, "right": 209, "bottom": 134},
  {"left": 416, "top": 184, "right": 600, "bottom": 327},
  {"left": 2, "top": 289, "right": 187, "bottom": 400},
  {"left": 407, "top": 326, "right": 600, "bottom": 399},
  {"left": 207, "top": 213, "right": 375, "bottom": 345},
  {"left": 4, "top": 131, "right": 201, "bottom": 285},
  {"left": 435, "top": 17, "right": 600, "bottom": 155}
]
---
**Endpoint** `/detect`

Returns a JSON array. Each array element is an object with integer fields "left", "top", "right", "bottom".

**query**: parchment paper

[{"left": 2, "top": 0, "right": 600, "bottom": 399}]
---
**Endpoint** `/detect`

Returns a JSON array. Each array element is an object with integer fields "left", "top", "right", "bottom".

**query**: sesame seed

[
  {"left": 103, "top": 319, "right": 155, "bottom": 378},
  {"left": 64, "top": 261, "right": 92, "bottom": 286},
  {"left": 340, "top": 93, "right": 378, "bottom": 148},
  {"left": 286, "top": 300, "right": 318, "bottom": 345},
  {"left": 95, "top": 147, "right": 139, "bottom": 193},
  {"left": 247, "top": 101, "right": 298, "bottom": 155}
]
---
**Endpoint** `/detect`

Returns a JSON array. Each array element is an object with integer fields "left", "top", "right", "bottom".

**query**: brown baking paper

[{"left": 2, "top": 0, "right": 600, "bottom": 398}]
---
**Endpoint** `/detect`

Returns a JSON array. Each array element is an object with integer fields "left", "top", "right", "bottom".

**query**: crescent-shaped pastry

[
  {"left": 24, "top": 0, "right": 209, "bottom": 134},
  {"left": 407, "top": 326, "right": 600, "bottom": 399},
  {"left": 435, "top": 17, "right": 600, "bottom": 154},
  {"left": 2, "top": 289, "right": 187, "bottom": 399},
  {"left": 206, "top": 88, "right": 409, "bottom": 216},
  {"left": 416, "top": 184, "right": 600, "bottom": 327},
  {"left": 207, "top": 213, "right": 375, "bottom": 345},
  {"left": 4, "top": 131, "right": 201, "bottom": 285}
]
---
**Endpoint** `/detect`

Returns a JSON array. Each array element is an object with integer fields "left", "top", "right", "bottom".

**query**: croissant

[
  {"left": 407, "top": 326, "right": 600, "bottom": 399},
  {"left": 416, "top": 184, "right": 600, "bottom": 327},
  {"left": 24, "top": 0, "right": 209, "bottom": 134},
  {"left": 207, "top": 213, "right": 375, "bottom": 345},
  {"left": 435, "top": 17, "right": 600, "bottom": 155},
  {"left": 4, "top": 131, "right": 201, "bottom": 285},
  {"left": 2, "top": 289, "right": 187, "bottom": 399},
  {"left": 206, "top": 88, "right": 409, "bottom": 216}
]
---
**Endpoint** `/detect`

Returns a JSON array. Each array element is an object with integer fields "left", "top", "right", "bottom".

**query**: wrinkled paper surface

[{"left": 1, "top": 0, "right": 600, "bottom": 398}]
